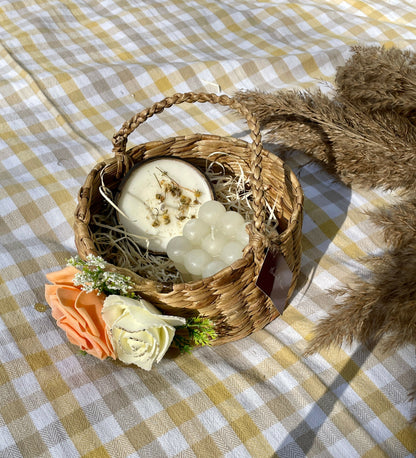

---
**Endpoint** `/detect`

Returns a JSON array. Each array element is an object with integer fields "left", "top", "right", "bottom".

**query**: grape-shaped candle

[{"left": 166, "top": 200, "right": 248, "bottom": 280}]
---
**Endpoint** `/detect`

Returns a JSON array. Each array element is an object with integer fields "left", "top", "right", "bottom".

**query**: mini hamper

[{"left": 74, "top": 92, "right": 303, "bottom": 345}]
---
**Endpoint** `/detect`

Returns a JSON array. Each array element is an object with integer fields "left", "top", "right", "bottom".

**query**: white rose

[{"left": 102, "top": 295, "right": 186, "bottom": 370}]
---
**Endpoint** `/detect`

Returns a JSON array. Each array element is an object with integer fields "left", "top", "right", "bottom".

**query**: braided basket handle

[{"left": 112, "top": 92, "right": 267, "bottom": 263}]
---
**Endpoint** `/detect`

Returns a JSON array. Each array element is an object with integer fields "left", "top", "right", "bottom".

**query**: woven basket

[{"left": 74, "top": 92, "right": 303, "bottom": 345}]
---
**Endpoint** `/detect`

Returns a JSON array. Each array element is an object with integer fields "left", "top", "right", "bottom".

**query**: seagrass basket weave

[{"left": 74, "top": 92, "right": 303, "bottom": 345}]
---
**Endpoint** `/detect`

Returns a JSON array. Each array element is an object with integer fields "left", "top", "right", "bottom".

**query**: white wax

[
  {"left": 235, "top": 223, "right": 250, "bottom": 246},
  {"left": 166, "top": 236, "right": 192, "bottom": 263},
  {"left": 201, "top": 232, "right": 227, "bottom": 256},
  {"left": 219, "top": 211, "right": 246, "bottom": 237},
  {"left": 183, "top": 249, "right": 212, "bottom": 276},
  {"left": 220, "top": 241, "right": 245, "bottom": 264},
  {"left": 117, "top": 158, "right": 213, "bottom": 253},
  {"left": 165, "top": 199, "right": 249, "bottom": 280},
  {"left": 202, "top": 259, "right": 227, "bottom": 278},
  {"left": 198, "top": 200, "right": 226, "bottom": 225},
  {"left": 172, "top": 261, "right": 193, "bottom": 282},
  {"left": 183, "top": 218, "right": 210, "bottom": 244}
]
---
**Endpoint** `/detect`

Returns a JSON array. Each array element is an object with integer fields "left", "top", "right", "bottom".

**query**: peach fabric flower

[{"left": 45, "top": 266, "right": 115, "bottom": 360}]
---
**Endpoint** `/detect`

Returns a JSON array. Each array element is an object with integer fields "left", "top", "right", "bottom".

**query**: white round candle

[{"left": 117, "top": 158, "right": 213, "bottom": 253}]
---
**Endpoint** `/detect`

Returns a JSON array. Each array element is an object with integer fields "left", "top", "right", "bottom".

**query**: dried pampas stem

[
  {"left": 336, "top": 45, "right": 416, "bottom": 119},
  {"left": 235, "top": 89, "right": 416, "bottom": 190},
  {"left": 236, "top": 44, "right": 416, "bottom": 423}
]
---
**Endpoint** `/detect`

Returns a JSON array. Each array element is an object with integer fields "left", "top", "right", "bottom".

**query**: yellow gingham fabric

[{"left": 1, "top": 1, "right": 416, "bottom": 456}]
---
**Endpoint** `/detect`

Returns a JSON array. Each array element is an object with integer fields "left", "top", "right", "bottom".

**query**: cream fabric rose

[{"left": 102, "top": 295, "right": 186, "bottom": 370}]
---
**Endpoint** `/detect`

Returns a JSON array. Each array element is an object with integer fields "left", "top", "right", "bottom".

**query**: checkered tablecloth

[{"left": 1, "top": 1, "right": 415, "bottom": 456}]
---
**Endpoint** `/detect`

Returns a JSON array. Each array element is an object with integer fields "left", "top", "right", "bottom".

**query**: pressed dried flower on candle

[
  {"left": 180, "top": 195, "right": 191, "bottom": 205},
  {"left": 162, "top": 212, "right": 171, "bottom": 225}
]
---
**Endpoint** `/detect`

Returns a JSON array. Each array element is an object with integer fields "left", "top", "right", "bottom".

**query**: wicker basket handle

[{"left": 112, "top": 92, "right": 267, "bottom": 261}]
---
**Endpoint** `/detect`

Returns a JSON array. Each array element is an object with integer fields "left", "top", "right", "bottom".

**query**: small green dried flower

[{"left": 173, "top": 317, "right": 218, "bottom": 353}]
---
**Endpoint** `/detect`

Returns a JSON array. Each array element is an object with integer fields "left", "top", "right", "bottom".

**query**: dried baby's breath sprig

[
  {"left": 67, "top": 254, "right": 135, "bottom": 297},
  {"left": 173, "top": 316, "right": 218, "bottom": 353}
]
